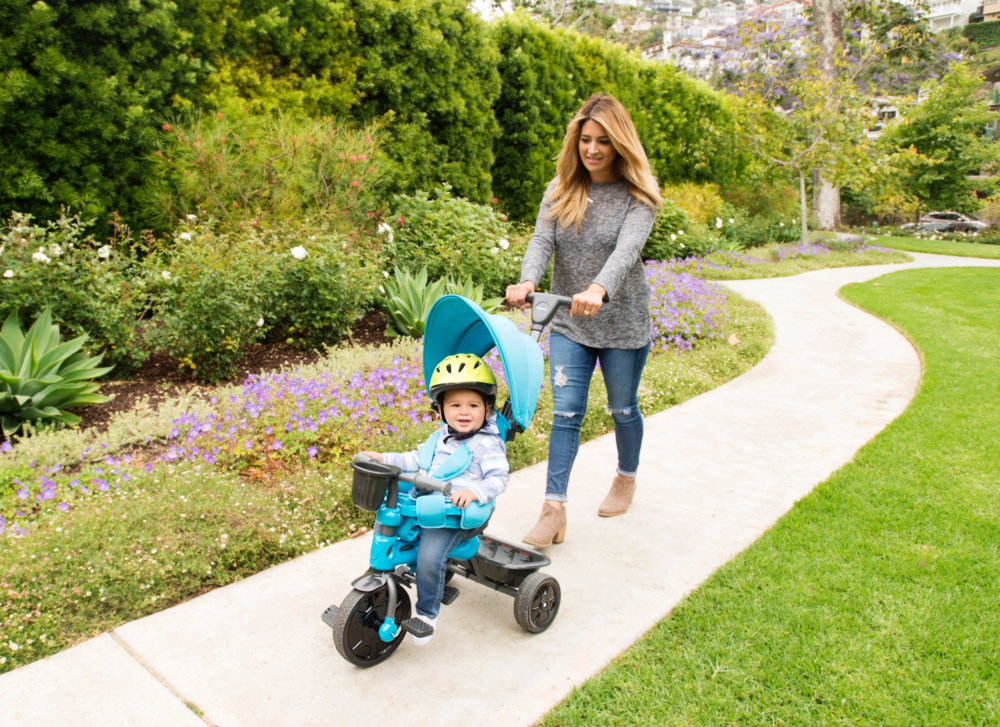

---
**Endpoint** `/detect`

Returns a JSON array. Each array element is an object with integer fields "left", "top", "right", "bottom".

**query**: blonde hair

[{"left": 546, "top": 94, "right": 662, "bottom": 233}]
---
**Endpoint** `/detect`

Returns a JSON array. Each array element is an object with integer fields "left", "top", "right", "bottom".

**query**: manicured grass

[
  {"left": 879, "top": 235, "right": 1000, "bottom": 259},
  {"left": 540, "top": 267, "right": 1000, "bottom": 726},
  {"left": 0, "top": 292, "right": 773, "bottom": 673}
]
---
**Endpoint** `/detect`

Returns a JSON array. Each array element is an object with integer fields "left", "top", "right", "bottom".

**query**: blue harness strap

[{"left": 413, "top": 428, "right": 494, "bottom": 529}]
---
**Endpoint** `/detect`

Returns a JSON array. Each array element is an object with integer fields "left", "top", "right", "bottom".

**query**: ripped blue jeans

[{"left": 545, "top": 332, "right": 651, "bottom": 503}]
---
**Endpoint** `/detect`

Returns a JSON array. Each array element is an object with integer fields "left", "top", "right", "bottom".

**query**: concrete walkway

[{"left": 4, "top": 252, "right": 999, "bottom": 727}]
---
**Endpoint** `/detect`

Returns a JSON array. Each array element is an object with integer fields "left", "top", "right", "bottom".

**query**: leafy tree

[{"left": 874, "top": 63, "right": 996, "bottom": 221}]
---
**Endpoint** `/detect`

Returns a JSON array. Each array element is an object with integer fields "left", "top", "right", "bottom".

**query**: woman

[{"left": 506, "top": 93, "right": 661, "bottom": 548}]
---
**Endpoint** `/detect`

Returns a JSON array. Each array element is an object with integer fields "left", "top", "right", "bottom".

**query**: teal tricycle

[{"left": 321, "top": 293, "right": 571, "bottom": 667}]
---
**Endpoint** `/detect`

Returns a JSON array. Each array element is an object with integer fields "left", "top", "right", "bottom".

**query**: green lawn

[
  {"left": 879, "top": 235, "right": 1000, "bottom": 259},
  {"left": 541, "top": 267, "right": 1000, "bottom": 726}
]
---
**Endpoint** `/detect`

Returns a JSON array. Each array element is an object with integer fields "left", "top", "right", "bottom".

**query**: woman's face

[{"left": 578, "top": 119, "right": 618, "bottom": 182}]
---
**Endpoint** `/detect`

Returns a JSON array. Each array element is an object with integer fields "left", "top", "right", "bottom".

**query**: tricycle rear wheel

[
  {"left": 514, "top": 571, "right": 560, "bottom": 633},
  {"left": 332, "top": 584, "right": 411, "bottom": 667}
]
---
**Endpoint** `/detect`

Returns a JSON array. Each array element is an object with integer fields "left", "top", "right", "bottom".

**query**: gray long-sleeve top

[{"left": 519, "top": 178, "right": 656, "bottom": 349}]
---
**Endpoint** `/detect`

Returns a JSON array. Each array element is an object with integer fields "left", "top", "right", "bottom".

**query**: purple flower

[
  {"left": 57, "top": 502, "right": 69, "bottom": 512},
  {"left": 17, "top": 485, "right": 29, "bottom": 500},
  {"left": 0, "top": 441, "right": 10, "bottom": 453},
  {"left": 145, "top": 463, "right": 154, "bottom": 473},
  {"left": 70, "top": 478, "right": 79, "bottom": 487},
  {"left": 307, "top": 446, "right": 318, "bottom": 458},
  {"left": 272, "top": 440, "right": 283, "bottom": 451},
  {"left": 245, "top": 440, "right": 254, "bottom": 450}
]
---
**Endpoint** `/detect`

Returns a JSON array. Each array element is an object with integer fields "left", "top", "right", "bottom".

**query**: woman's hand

[
  {"left": 359, "top": 451, "right": 383, "bottom": 463},
  {"left": 506, "top": 280, "right": 536, "bottom": 309},
  {"left": 449, "top": 489, "right": 478, "bottom": 509},
  {"left": 570, "top": 283, "right": 607, "bottom": 319}
]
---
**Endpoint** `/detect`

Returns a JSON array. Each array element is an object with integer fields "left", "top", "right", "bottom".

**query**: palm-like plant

[
  {"left": 0, "top": 309, "right": 113, "bottom": 436},
  {"left": 380, "top": 266, "right": 448, "bottom": 338}
]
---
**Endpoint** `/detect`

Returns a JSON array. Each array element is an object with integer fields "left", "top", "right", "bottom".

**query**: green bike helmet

[{"left": 428, "top": 353, "right": 497, "bottom": 410}]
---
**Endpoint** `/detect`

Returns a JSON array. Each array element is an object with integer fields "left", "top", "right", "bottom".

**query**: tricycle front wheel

[
  {"left": 514, "top": 571, "right": 560, "bottom": 633},
  {"left": 332, "top": 585, "right": 411, "bottom": 667}
]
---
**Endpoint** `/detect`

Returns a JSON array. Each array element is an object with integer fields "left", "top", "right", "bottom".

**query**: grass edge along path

[
  {"left": 539, "top": 267, "right": 1000, "bottom": 727},
  {"left": 0, "top": 291, "right": 773, "bottom": 674},
  {"left": 879, "top": 234, "right": 1000, "bottom": 260}
]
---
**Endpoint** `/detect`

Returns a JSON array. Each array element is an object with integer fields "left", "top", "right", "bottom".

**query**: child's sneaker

[{"left": 401, "top": 614, "right": 436, "bottom": 646}]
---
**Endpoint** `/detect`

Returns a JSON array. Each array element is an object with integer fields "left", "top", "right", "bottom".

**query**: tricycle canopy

[{"left": 422, "top": 295, "right": 543, "bottom": 439}]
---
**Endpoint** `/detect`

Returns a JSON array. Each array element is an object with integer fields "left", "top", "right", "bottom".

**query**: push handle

[
  {"left": 525, "top": 292, "right": 574, "bottom": 341},
  {"left": 399, "top": 472, "right": 453, "bottom": 497}
]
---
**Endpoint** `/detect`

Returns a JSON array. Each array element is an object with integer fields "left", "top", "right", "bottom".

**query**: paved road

[{"left": 4, "top": 252, "right": 999, "bottom": 727}]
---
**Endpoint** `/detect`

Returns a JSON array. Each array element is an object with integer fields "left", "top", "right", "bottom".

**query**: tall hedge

[
  {"left": 963, "top": 19, "right": 1000, "bottom": 47},
  {"left": 490, "top": 14, "right": 741, "bottom": 221},
  {"left": 1, "top": 2, "right": 734, "bottom": 228}
]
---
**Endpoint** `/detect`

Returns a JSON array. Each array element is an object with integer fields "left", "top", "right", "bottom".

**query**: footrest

[
  {"left": 320, "top": 604, "right": 339, "bottom": 629},
  {"left": 400, "top": 618, "right": 434, "bottom": 638},
  {"left": 442, "top": 586, "right": 460, "bottom": 606}
]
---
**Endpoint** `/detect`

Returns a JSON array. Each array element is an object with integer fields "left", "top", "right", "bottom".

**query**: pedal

[
  {"left": 400, "top": 618, "right": 434, "bottom": 638},
  {"left": 320, "top": 604, "right": 339, "bottom": 629},
  {"left": 441, "top": 586, "right": 460, "bottom": 605}
]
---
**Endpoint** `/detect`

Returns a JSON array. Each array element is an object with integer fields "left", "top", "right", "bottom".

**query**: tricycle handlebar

[{"left": 353, "top": 453, "right": 452, "bottom": 496}]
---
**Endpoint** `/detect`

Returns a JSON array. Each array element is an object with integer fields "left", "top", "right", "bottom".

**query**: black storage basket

[{"left": 350, "top": 461, "right": 401, "bottom": 511}]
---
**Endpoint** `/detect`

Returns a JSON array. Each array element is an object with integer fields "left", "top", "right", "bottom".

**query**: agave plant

[
  {"left": 444, "top": 275, "right": 504, "bottom": 314},
  {"left": 0, "top": 309, "right": 113, "bottom": 436},
  {"left": 380, "top": 266, "right": 448, "bottom": 338}
]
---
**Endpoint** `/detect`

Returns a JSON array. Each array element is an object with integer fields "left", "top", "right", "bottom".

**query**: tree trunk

[
  {"left": 812, "top": 0, "right": 846, "bottom": 230},
  {"left": 799, "top": 169, "right": 809, "bottom": 245}
]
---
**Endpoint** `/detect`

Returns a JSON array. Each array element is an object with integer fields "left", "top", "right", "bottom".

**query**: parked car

[{"left": 917, "top": 212, "right": 987, "bottom": 232}]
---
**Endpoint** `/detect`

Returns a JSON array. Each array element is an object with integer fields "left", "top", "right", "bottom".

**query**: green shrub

[
  {"left": 0, "top": 213, "right": 150, "bottom": 376},
  {"left": 642, "top": 201, "right": 716, "bottom": 261},
  {"left": 145, "top": 226, "right": 277, "bottom": 384},
  {"left": 662, "top": 182, "right": 725, "bottom": 226},
  {"left": 383, "top": 186, "right": 526, "bottom": 297},
  {"left": 489, "top": 13, "right": 743, "bottom": 221},
  {"left": 717, "top": 204, "right": 800, "bottom": 248},
  {"left": 0, "top": 308, "right": 112, "bottom": 437},
  {"left": 269, "top": 224, "right": 381, "bottom": 351},
  {"left": 350, "top": 0, "right": 502, "bottom": 203},
  {"left": 142, "top": 108, "right": 388, "bottom": 231},
  {"left": 963, "top": 19, "right": 1000, "bottom": 46}
]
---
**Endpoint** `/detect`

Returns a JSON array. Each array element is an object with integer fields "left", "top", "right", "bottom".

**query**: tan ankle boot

[
  {"left": 598, "top": 475, "right": 635, "bottom": 517},
  {"left": 522, "top": 502, "right": 567, "bottom": 548}
]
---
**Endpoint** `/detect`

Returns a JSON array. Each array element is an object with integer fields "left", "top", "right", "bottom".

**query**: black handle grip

[
  {"left": 524, "top": 292, "right": 573, "bottom": 340},
  {"left": 398, "top": 472, "right": 453, "bottom": 496}
]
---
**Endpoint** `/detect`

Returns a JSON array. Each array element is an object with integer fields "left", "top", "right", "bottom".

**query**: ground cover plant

[
  {"left": 0, "top": 268, "right": 773, "bottom": 673},
  {"left": 661, "top": 237, "right": 910, "bottom": 280},
  {"left": 539, "top": 266, "right": 1000, "bottom": 725},
  {"left": 878, "top": 234, "right": 1000, "bottom": 260}
]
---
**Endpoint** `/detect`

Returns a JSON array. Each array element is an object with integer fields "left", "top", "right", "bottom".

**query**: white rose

[
  {"left": 3, "top": 270, "right": 13, "bottom": 278},
  {"left": 49, "top": 244, "right": 62, "bottom": 256},
  {"left": 779, "top": 222, "right": 785, "bottom": 227},
  {"left": 383, "top": 270, "right": 389, "bottom": 278},
  {"left": 97, "top": 245, "right": 111, "bottom": 259},
  {"left": 678, "top": 230, "right": 684, "bottom": 235},
  {"left": 716, "top": 218, "right": 723, "bottom": 229},
  {"left": 186, "top": 214, "right": 198, "bottom": 221},
  {"left": 379, "top": 285, "right": 385, "bottom": 294},
  {"left": 679, "top": 242, "right": 685, "bottom": 248},
  {"left": 729, "top": 218, "right": 735, "bottom": 224},
  {"left": 179, "top": 232, "right": 192, "bottom": 241},
  {"left": 162, "top": 271, "right": 171, "bottom": 280},
  {"left": 670, "top": 234, "right": 677, "bottom": 241},
  {"left": 291, "top": 246, "right": 307, "bottom": 260},
  {"left": 32, "top": 251, "right": 50, "bottom": 264},
  {"left": 490, "top": 247, "right": 499, "bottom": 255},
  {"left": 498, "top": 238, "right": 510, "bottom": 250},
  {"left": 257, "top": 317, "right": 264, "bottom": 327}
]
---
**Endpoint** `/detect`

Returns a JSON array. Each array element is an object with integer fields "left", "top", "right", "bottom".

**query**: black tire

[
  {"left": 514, "top": 571, "right": 560, "bottom": 634},
  {"left": 332, "top": 584, "right": 411, "bottom": 667}
]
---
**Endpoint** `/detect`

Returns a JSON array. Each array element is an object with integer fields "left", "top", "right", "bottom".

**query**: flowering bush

[
  {"left": 0, "top": 213, "right": 150, "bottom": 375},
  {"left": 142, "top": 107, "right": 387, "bottom": 230},
  {"left": 643, "top": 201, "right": 716, "bottom": 261},
  {"left": 661, "top": 181, "right": 725, "bottom": 226},
  {"left": 146, "top": 219, "right": 379, "bottom": 383},
  {"left": 717, "top": 203, "right": 800, "bottom": 247},
  {"left": 383, "top": 186, "right": 527, "bottom": 297}
]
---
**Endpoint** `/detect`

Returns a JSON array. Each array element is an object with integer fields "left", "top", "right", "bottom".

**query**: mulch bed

[{"left": 73, "top": 309, "right": 392, "bottom": 434}]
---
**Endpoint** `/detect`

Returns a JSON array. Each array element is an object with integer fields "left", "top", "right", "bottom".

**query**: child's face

[{"left": 441, "top": 389, "right": 488, "bottom": 434}]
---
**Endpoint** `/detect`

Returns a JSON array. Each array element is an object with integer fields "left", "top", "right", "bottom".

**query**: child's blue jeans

[
  {"left": 414, "top": 526, "right": 471, "bottom": 619},
  {"left": 545, "top": 332, "right": 651, "bottom": 503}
]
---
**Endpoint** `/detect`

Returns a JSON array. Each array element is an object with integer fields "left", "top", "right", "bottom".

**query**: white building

[{"left": 924, "top": 0, "right": 981, "bottom": 31}]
